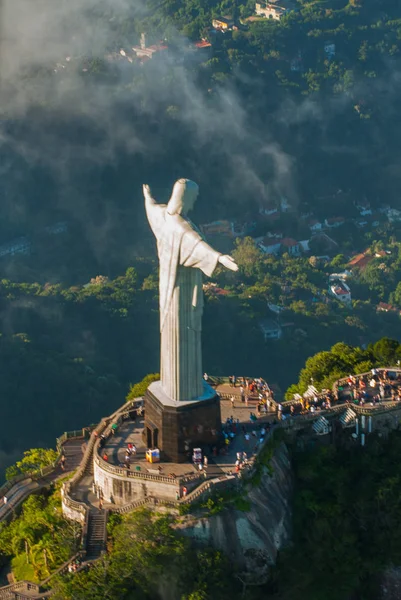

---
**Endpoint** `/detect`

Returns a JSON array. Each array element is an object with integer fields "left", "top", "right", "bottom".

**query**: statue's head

[{"left": 167, "top": 179, "right": 199, "bottom": 216}]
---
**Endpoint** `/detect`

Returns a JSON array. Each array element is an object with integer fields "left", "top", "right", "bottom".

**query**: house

[
  {"left": 329, "top": 280, "right": 352, "bottom": 306},
  {"left": 258, "top": 237, "right": 282, "bottom": 255},
  {"left": 355, "top": 219, "right": 369, "bottom": 229},
  {"left": 259, "top": 205, "right": 279, "bottom": 217},
  {"left": 309, "top": 233, "right": 339, "bottom": 253},
  {"left": 200, "top": 220, "right": 233, "bottom": 236},
  {"left": 298, "top": 240, "right": 310, "bottom": 253},
  {"left": 324, "top": 41, "right": 336, "bottom": 60},
  {"left": 348, "top": 252, "right": 372, "bottom": 271},
  {"left": 203, "top": 283, "right": 230, "bottom": 297},
  {"left": 132, "top": 33, "right": 168, "bottom": 59},
  {"left": 267, "top": 302, "right": 285, "bottom": 315},
  {"left": 354, "top": 199, "right": 372, "bottom": 216},
  {"left": 212, "top": 17, "right": 234, "bottom": 30},
  {"left": 329, "top": 271, "right": 352, "bottom": 282},
  {"left": 260, "top": 318, "right": 282, "bottom": 341},
  {"left": 386, "top": 208, "right": 401, "bottom": 223},
  {"left": 308, "top": 219, "right": 322, "bottom": 233},
  {"left": 187, "top": 40, "right": 213, "bottom": 63},
  {"left": 194, "top": 40, "right": 212, "bottom": 50},
  {"left": 377, "top": 302, "right": 401, "bottom": 315},
  {"left": 325, "top": 217, "right": 345, "bottom": 228},
  {"left": 281, "top": 238, "right": 301, "bottom": 256},
  {"left": 255, "top": 0, "right": 294, "bottom": 21},
  {"left": 231, "top": 220, "right": 256, "bottom": 237}
]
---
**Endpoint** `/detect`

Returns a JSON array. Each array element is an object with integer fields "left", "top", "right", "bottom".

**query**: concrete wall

[
  {"left": 94, "top": 458, "right": 180, "bottom": 505},
  {"left": 61, "top": 498, "right": 86, "bottom": 524}
]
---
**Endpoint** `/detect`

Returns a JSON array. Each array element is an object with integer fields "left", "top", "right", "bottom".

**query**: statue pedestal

[{"left": 143, "top": 381, "right": 222, "bottom": 463}]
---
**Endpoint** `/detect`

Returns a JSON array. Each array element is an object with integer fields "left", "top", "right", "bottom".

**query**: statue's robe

[{"left": 145, "top": 197, "right": 221, "bottom": 401}]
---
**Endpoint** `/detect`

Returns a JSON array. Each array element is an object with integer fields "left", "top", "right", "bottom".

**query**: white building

[
  {"left": 328, "top": 271, "right": 352, "bottom": 282},
  {"left": 255, "top": 0, "right": 294, "bottom": 20},
  {"left": 258, "top": 237, "right": 282, "bottom": 255},
  {"left": 329, "top": 280, "right": 351, "bottom": 306},
  {"left": 260, "top": 318, "right": 282, "bottom": 341},
  {"left": 308, "top": 219, "right": 322, "bottom": 233}
]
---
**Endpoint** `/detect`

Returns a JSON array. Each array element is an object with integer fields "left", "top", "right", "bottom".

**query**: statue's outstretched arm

[{"left": 143, "top": 184, "right": 165, "bottom": 237}]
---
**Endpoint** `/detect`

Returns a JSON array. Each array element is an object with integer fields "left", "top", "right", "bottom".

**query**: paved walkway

[
  {"left": 0, "top": 439, "right": 84, "bottom": 523},
  {"left": 98, "top": 401, "right": 277, "bottom": 485}
]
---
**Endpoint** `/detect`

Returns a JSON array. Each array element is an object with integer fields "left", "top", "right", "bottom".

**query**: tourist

[
  {"left": 233, "top": 375, "right": 237, "bottom": 387},
  {"left": 229, "top": 375, "right": 233, "bottom": 387},
  {"left": 203, "top": 456, "right": 208, "bottom": 467},
  {"left": 245, "top": 395, "right": 249, "bottom": 407},
  {"left": 103, "top": 452, "right": 109, "bottom": 462},
  {"left": 99, "top": 498, "right": 103, "bottom": 510},
  {"left": 60, "top": 454, "right": 66, "bottom": 471},
  {"left": 236, "top": 451, "right": 242, "bottom": 461},
  {"left": 132, "top": 444, "right": 137, "bottom": 456},
  {"left": 231, "top": 395, "right": 235, "bottom": 409},
  {"left": 176, "top": 490, "right": 180, "bottom": 500},
  {"left": 182, "top": 486, "right": 187, "bottom": 497},
  {"left": 3, "top": 496, "right": 7, "bottom": 506},
  {"left": 244, "top": 433, "right": 250, "bottom": 443},
  {"left": 203, "top": 372, "right": 209, "bottom": 381}
]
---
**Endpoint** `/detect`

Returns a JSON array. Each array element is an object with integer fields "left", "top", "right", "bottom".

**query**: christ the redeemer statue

[{"left": 144, "top": 179, "right": 238, "bottom": 402}]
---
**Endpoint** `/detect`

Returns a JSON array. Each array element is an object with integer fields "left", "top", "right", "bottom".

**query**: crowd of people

[
  {"left": 283, "top": 368, "right": 401, "bottom": 416},
  {"left": 67, "top": 558, "right": 82, "bottom": 573}
]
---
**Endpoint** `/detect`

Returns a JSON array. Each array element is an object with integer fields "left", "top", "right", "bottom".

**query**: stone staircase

[{"left": 85, "top": 509, "right": 107, "bottom": 560}]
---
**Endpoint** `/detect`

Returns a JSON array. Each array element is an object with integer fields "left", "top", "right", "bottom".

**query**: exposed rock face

[{"left": 178, "top": 443, "right": 293, "bottom": 568}]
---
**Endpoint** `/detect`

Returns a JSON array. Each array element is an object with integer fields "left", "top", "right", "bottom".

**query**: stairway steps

[{"left": 85, "top": 510, "right": 107, "bottom": 560}]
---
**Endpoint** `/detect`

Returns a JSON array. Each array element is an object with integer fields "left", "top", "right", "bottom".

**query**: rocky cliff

[{"left": 177, "top": 442, "right": 293, "bottom": 569}]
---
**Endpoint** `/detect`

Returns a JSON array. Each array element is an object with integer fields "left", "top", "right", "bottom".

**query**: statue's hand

[
  {"left": 143, "top": 184, "right": 152, "bottom": 201},
  {"left": 219, "top": 255, "right": 239, "bottom": 272}
]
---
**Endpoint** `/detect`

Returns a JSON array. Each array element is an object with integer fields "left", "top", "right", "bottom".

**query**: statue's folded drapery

[{"left": 145, "top": 189, "right": 221, "bottom": 401}]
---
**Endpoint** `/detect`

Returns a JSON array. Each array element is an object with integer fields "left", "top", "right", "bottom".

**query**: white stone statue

[{"left": 144, "top": 179, "right": 238, "bottom": 402}]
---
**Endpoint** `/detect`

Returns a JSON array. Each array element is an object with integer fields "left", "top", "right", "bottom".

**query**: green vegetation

[
  {"left": 6, "top": 448, "right": 58, "bottom": 480},
  {"left": 268, "top": 429, "right": 401, "bottom": 600},
  {"left": 126, "top": 373, "right": 160, "bottom": 401},
  {"left": 0, "top": 490, "right": 81, "bottom": 583},
  {"left": 285, "top": 336, "right": 401, "bottom": 397},
  {"left": 52, "top": 509, "right": 240, "bottom": 600}
]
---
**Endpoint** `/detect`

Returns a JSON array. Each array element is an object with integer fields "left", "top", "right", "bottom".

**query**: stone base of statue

[{"left": 143, "top": 381, "right": 222, "bottom": 463}]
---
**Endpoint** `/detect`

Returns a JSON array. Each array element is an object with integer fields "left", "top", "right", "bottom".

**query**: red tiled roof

[
  {"left": 377, "top": 302, "right": 396, "bottom": 312},
  {"left": 194, "top": 40, "right": 212, "bottom": 48},
  {"left": 348, "top": 253, "right": 373, "bottom": 270},
  {"left": 281, "top": 238, "right": 298, "bottom": 247}
]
